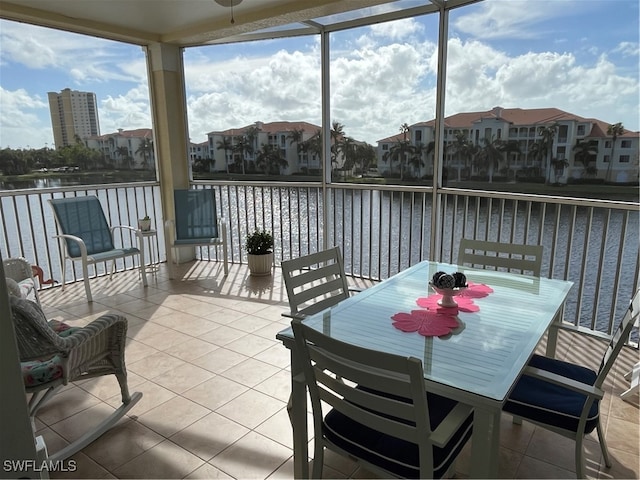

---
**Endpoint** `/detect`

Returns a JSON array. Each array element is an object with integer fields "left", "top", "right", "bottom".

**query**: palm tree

[
  {"left": 302, "top": 129, "right": 322, "bottom": 171},
  {"left": 572, "top": 139, "right": 599, "bottom": 177},
  {"left": 385, "top": 137, "right": 415, "bottom": 181},
  {"left": 115, "top": 146, "right": 131, "bottom": 169},
  {"left": 338, "top": 136, "right": 358, "bottom": 177},
  {"left": 256, "top": 144, "right": 288, "bottom": 175},
  {"left": 475, "top": 136, "right": 504, "bottom": 183},
  {"left": 135, "top": 138, "right": 154, "bottom": 170},
  {"left": 245, "top": 126, "right": 260, "bottom": 161},
  {"left": 537, "top": 122, "right": 559, "bottom": 184},
  {"left": 500, "top": 140, "right": 521, "bottom": 179},
  {"left": 451, "top": 131, "right": 475, "bottom": 181},
  {"left": 354, "top": 143, "right": 376, "bottom": 175},
  {"left": 330, "top": 121, "right": 345, "bottom": 168},
  {"left": 233, "top": 136, "right": 253, "bottom": 174},
  {"left": 287, "top": 127, "right": 305, "bottom": 166},
  {"left": 550, "top": 157, "right": 569, "bottom": 184},
  {"left": 216, "top": 136, "right": 233, "bottom": 174},
  {"left": 605, "top": 122, "right": 624, "bottom": 182}
]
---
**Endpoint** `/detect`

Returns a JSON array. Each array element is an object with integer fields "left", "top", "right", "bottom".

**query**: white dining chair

[{"left": 457, "top": 238, "right": 543, "bottom": 277}]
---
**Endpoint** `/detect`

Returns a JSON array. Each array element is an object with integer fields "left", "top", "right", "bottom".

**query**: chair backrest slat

[
  {"left": 49, "top": 196, "right": 114, "bottom": 257},
  {"left": 174, "top": 189, "right": 219, "bottom": 241},
  {"left": 458, "top": 238, "right": 543, "bottom": 277},
  {"left": 282, "top": 247, "right": 350, "bottom": 316}
]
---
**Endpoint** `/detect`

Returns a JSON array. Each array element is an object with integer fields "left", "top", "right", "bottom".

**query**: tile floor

[{"left": 29, "top": 261, "right": 639, "bottom": 479}]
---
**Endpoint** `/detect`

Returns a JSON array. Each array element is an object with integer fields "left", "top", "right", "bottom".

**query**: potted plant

[
  {"left": 138, "top": 215, "right": 151, "bottom": 231},
  {"left": 245, "top": 228, "right": 274, "bottom": 276}
]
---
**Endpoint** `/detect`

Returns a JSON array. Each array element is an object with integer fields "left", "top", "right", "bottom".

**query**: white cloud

[
  {"left": 0, "top": 88, "right": 52, "bottom": 148},
  {"left": 369, "top": 18, "right": 424, "bottom": 41},
  {"left": 0, "top": 22, "right": 143, "bottom": 84},
  {"left": 100, "top": 85, "right": 152, "bottom": 133}
]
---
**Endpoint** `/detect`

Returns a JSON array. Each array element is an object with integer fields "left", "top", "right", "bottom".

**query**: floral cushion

[
  {"left": 5, "top": 276, "right": 37, "bottom": 302},
  {"left": 20, "top": 320, "right": 79, "bottom": 387},
  {"left": 22, "top": 355, "right": 64, "bottom": 387},
  {"left": 48, "top": 319, "right": 81, "bottom": 337}
]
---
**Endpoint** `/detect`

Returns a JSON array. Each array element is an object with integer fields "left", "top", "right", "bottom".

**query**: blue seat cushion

[
  {"left": 504, "top": 354, "right": 599, "bottom": 434},
  {"left": 323, "top": 388, "right": 473, "bottom": 479},
  {"left": 86, "top": 247, "right": 140, "bottom": 262}
]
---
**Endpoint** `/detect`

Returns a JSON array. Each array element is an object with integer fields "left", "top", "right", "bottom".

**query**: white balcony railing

[{"left": 1, "top": 180, "right": 638, "bottom": 341}]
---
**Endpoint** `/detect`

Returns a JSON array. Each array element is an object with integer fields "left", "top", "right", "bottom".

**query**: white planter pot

[
  {"left": 247, "top": 252, "right": 273, "bottom": 276},
  {"left": 138, "top": 219, "right": 151, "bottom": 231}
]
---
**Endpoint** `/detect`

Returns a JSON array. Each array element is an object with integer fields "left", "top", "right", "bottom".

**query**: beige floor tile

[
  {"left": 514, "top": 455, "right": 575, "bottom": 479},
  {"left": 201, "top": 324, "right": 249, "bottom": 346},
  {"left": 113, "top": 439, "right": 204, "bottom": 479},
  {"left": 154, "top": 311, "right": 221, "bottom": 336},
  {"left": 137, "top": 395, "right": 210, "bottom": 437},
  {"left": 208, "top": 431, "right": 291, "bottom": 479},
  {"left": 162, "top": 337, "right": 219, "bottom": 362},
  {"left": 104, "top": 380, "right": 176, "bottom": 417},
  {"left": 81, "top": 418, "right": 165, "bottom": 471},
  {"left": 136, "top": 328, "right": 193, "bottom": 351},
  {"left": 127, "top": 350, "right": 187, "bottom": 379},
  {"left": 598, "top": 446, "right": 639, "bottom": 479},
  {"left": 253, "top": 342, "right": 291, "bottom": 368},
  {"left": 182, "top": 376, "right": 248, "bottom": 411},
  {"left": 254, "top": 407, "right": 296, "bottom": 448},
  {"left": 195, "top": 347, "right": 249, "bottom": 374},
  {"left": 123, "top": 338, "right": 159, "bottom": 363},
  {"left": 216, "top": 390, "right": 285, "bottom": 429},
  {"left": 605, "top": 415, "right": 639, "bottom": 455},
  {"left": 49, "top": 451, "right": 111, "bottom": 479},
  {"left": 171, "top": 411, "right": 249, "bottom": 461},
  {"left": 254, "top": 369, "right": 293, "bottom": 403},
  {"left": 36, "top": 385, "right": 101, "bottom": 426},
  {"left": 226, "top": 314, "right": 273, "bottom": 333},
  {"left": 151, "top": 362, "right": 215, "bottom": 394},
  {"left": 221, "top": 357, "right": 281, "bottom": 388},
  {"left": 184, "top": 462, "right": 234, "bottom": 479},
  {"left": 48, "top": 402, "right": 117, "bottom": 443},
  {"left": 225, "top": 333, "right": 277, "bottom": 357}
]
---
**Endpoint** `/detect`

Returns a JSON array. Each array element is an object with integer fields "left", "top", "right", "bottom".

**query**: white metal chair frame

[
  {"left": 457, "top": 238, "right": 543, "bottom": 277},
  {"left": 504, "top": 289, "right": 640, "bottom": 479},
  {"left": 291, "top": 318, "right": 474, "bottom": 479}
]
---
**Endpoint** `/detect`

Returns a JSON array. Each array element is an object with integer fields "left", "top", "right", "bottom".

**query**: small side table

[
  {"left": 621, "top": 361, "right": 640, "bottom": 403},
  {"left": 136, "top": 229, "right": 159, "bottom": 279}
]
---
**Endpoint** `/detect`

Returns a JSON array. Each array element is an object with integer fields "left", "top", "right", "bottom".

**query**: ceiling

[{"left": 0, "top": 0, "right": 480, "bottom": 47}]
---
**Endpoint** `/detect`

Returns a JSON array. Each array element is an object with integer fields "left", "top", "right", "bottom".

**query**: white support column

[
  {"left": 144, "top": 43, "right": 192, "bottom": 265},
  {"left": 0, "top": 255, "right": 39, "bottom": 479},
  {"left": 320, "top": 28, "right": 332, "bottom": 250},
  {"left": 429, "top": 6, "right": 449, "bottom": 262}
]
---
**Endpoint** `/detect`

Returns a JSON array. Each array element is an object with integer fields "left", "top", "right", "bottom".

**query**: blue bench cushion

[
  {"left": 504, "top": 354, "right": 599, "bottom": 433},
  {"left": 323, "top": 388, "right": 473, "bottom": 479}
]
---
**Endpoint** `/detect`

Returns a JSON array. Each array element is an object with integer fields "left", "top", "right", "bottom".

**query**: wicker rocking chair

[{"left": 9, "top": 293, "right": 142, "bottom": 461}]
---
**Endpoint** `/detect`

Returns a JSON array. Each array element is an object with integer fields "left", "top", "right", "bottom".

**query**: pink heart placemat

[{"left": 391, "top": 310, "right": 459, "bottom": 337}]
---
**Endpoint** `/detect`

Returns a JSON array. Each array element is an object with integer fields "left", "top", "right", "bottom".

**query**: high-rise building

[{"left": 47, "top": 88, "right": 100, "bottom": 149}]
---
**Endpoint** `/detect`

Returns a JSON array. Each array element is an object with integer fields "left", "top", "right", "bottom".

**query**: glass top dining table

[{"left": 277, "top": 260, "right": 574, "bottom": 478}]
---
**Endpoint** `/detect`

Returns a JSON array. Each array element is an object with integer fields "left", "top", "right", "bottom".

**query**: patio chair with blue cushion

[
  {"left": 8, "top": 294, "right": 142, "bottom": 462},
  {"left": 164, "top": 188, "right": 228, "bottom": 279},
  {"left": 291, "top": 317, "right": 474, "bottom": 479},
  {"left": 503, "top": 288, "right": 640, "bottom": 479},
  {"left": 49, "top": 196, "right": 147, "bottom": 302}
]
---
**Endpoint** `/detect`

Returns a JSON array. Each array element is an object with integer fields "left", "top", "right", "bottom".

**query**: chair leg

[
  {"left": 575, "top": 434, "right": 585, "bottom": 479},
  {"left": 596, "top": 420, "right": 611, "bottom": 468},
  {"left": 81, "top": 260, "right": 92, "bottom": 302},
  {"left": 61, "top": 259, "right": 67, "bottom": 291}
]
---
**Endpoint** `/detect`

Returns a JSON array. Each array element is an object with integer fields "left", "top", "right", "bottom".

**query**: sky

[{"left": 0, "top": 0, "right": 638, "bottom": 150}]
